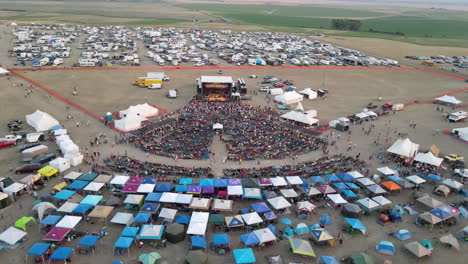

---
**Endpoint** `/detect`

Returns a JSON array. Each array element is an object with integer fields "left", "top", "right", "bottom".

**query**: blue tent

[
  {"left": 240, "top": 233, "right": 259, "bottom": 246},
  {"left": 233, "top": 248, "right": 256, "bottom": 264},
  {"left": 333, "top": 182, "right": 348, "bottom": 190},
  {"left": 72, "top": 204, "right": 93, "bottom": 214},
  {"left": 283, "top": 227, "right": 294, "bottom": 237},
  {"left": 175, "top": 215, "right": 191, "bottom": 224},
  {"left": 227, "top": 216, "right": 244, "bottom": 227},
  {"left": 200, "top": 179, "right": 214, "bottom": 187},
  {"left": 155, "top": 184, "right": 172, "bottom": 192},
  {"left": 344, "top": 218, "right": 367, "bottom": 233},
  {"left": 251, "top": 202, "right": 270, "bottom": 213},
  {"left": 142, "top": 177, "right": 157, "bottom": 184},
  {"left": 262, "top": 190, "right": 278, "bottom": 199},
  {"left": 78, "top": 235, "right": 100, "bottom": 247},
  {"left": 376, "top": 240, "right": 395, "bottom": 255},
  {"left": 191, "top": 236, "right": 206, "bottom": 248},
  {"left": 114, "top": 237, "right": 134, "bottom": 248},
  {"left": 388, "top": 175, "right": 404, "bottom": 183},
  {"left": 326, "top": 174, "right": 340, "bottom": 182},
  {"left": 50, "top": 125, "right": 63, "bottom": 130},
  {"left": 67, "top": 180, "right": 89, "bottom": 190},
  {"left": 311, "top": 176, "right": 325, "bottom": 183},
  {"left": 179, "top": 178, "right": 193, "bottom": 185},
  {"left": 319, "top": 256, "right": 339, "bottom": 264},
  {"left": 80, "top": 195, "right": 103, "bottom": 206},
  {"left": 345, "top": 182, "right": 360, "bottom": 190},
  {"left": 135, "top": 213, "right": 152, "bottom": 223},
  {"left": 393, "top": 229, "right": 412, "bottom": 240},
  {"left": 121, "top": 226, "right": 139, "bottom": 237},
  {"left": 337, "top": 173, "right": 354, "bottom": 182},
  {"left": 145, "top": 193, "right": 162, "bottom": 203},
  {"left": 295, "top": 223, "right": 309, "bottom": 235},
  {"left": 40, "top": 215, "right": 62, "bottom": 225},
  {"left": 175, "top": 185, "right": 188, "bottom": 193},
  {"left": 427, "top": 174, "right": 441, "bottom": 181},
  {"left": 27, "top": 243, "right": 51, "bottom": 256},
  {"left": 342, "top": 189, "right": 358, "bottom": 199},
  {"left": 267, "top": 224, "right": 278, "bottom": 236},
  {"left": 429, "top": 208, "right": 451, "bottom": 220},
  {"left": 239, "top": 208, "right": 250, "bottom": 214},
  {"left": 50, "top": 247, "right": 74, "bottom": 260},
  {"left": 140, "top": 203, "right": 160, "bottom": 214},
  {"left": 214, "top": 179, "right": 228, "bottom": 188},
  {"left": 213, "top": 234, "right": 229, "bottom": 246},
  {"left": 301, "top": 178, "right": 309, "bottom": 187},
  {"left": 53, "top": 190, "right": 76, "bottom": 200},
  {"left": 459, "top": 206, "right": 468, "bottom": 219},
  {"left": 320, "top": 214, "right": 332, "bottom": 225}
]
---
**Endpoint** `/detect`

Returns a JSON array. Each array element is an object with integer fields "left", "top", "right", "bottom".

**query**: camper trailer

[{"left": 448, "top": 111, "right": 468, "bottom": 122}]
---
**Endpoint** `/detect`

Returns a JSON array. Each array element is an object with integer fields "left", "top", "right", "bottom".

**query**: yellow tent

[
  {"left": 52, "top": 182, "right": 68, "bottom": 192},
  {"left": 38, "top": 166, "right": 59, "bottom": 178}
]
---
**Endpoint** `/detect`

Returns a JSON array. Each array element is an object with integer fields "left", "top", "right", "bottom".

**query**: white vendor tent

[
  {"left": 452, "top": 127, "right": 468, "bottom": 141},
  {"left": 187, "top": 212, "right": 209, "bottom": 236},
  {"left": 275, "top": 91, "right": 303, "bottom": 105},
  {"left": 253, "top": 228, "right": 276, "bottom": 243},
  {"left": 84, "top": 182, "right": 105, "bottom": 192},
  {"left": 0, "top": 67, "right": 10, "bottom": 75},
  {"left": 267, "top": 196, "right": 292, "bottom": 210},
  {"left": 49, "top": 157, "right": 71, "bottom": 172},
  {"left": 137, "top": 184, "right": 156, "bottom": 193},
  {"left": 281, "top": 111, "right": 318, "bottom": 126},
  {"left": 414, "top": 152, "right": 443, "bottom": 167},
  {"left": 327, "top": 194, "right": 348, "bottom": 204},
  {"left": 299, "top": 88, "right": 317, "bottom": 100},
  {"left": 114, "top": 114, "right": 147, "bottom": 132},
  {"left": 56, "top": 215, "right": 82, "bottom": 229},
  {"left": 435, "top": 95, "right": 462, "bottom": 105},
  {"left": 270, "top": 177, "right": 287, "bottom": 187},
  {"left": 386, "top": 138, "right": 419, "bottom": 157},
  {"left": 0, "top": 227, "right": 27, "bottom": 245},
  {"left": 119, "top": 103, "right": 159, "bottom": 118},
  {"left": 269, "top": 88, "right": 283, "bottom": 96},
  {"left": 241, "top": 212, "right": 263, "bottom": 225},
  {"left": 228, "top": 185, "right": 243, "bottom": 196},
  {"left": 26, "top": 110, "right": 59, "bottom": 132},
  {"left": 159, "top": 208, "right": 177, "bottom": 219},
  {"left": 111, "top": 212, "right": 134, "bottom": 226},
  {"left": 110, "top": 175, "right": 130, "bottom": 185},
  {"left": 213, "top": 123, "right": 223, "bottom": 130}
]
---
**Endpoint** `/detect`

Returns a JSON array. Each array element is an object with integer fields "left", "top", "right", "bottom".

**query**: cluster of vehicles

[
  {"left": 132, "top": 72, "right": 170, "bottom": 89},
  {"left": 407, "top": 55, "right": 468, "bottom": 68}
]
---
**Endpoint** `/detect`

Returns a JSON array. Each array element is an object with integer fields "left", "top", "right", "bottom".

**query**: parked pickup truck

[{"left": 0, "top": 134, "right": 22, "bottom": 142}]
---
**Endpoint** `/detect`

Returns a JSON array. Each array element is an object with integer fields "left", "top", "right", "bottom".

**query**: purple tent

[
  {"left": 187, "top": 185, "right": 201, "bottom": 194},
  {"left": 202, "top": 186, "right": 214, "bottom": 194},
  {"left": 122, "top": 184, "right": 139, "bottom": 193},
  {"left": 127, "top": 177, "right": 144, "bottom": 185},
  {"left": 228, "top": 179, "right": 242, "bottom": 186}
]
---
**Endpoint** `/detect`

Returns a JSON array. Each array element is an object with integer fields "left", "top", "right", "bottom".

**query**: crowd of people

[{"left": 127, "top": 101, "right": 326, "bottom": 161}]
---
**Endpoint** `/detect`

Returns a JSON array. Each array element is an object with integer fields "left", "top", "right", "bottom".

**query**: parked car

[
  {"left": 277, "top": 104, "right": 291, "bottom": 110},
  {"left": 15, "top": 163, "right": 42, "bottom": 174},
  {"left": 19, "top": 143, "right": 41, "bottom": 152},
  {"left": 249, "top": 74, "right": 258, "bottom": 78},
  {"left": 31, "top": 153, "right": 56, "bottom": 164},
  {"left": 0, "top": 140, "right": 16, "bottom": 149},
  {"left": 444, "top": 154, "right": 464, "bottom": 162}
]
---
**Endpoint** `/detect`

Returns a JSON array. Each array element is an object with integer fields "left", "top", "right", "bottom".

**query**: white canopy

[
  {"left": 348, "top": 171, "right": 364, "bottom": 179},
  {"left": 0, "top": 227, "right": 27, "bottom": 245},
  {"left": 452, "top": 127, "right": 468, "bottom": 141},
  {"left": 253, "top": 228, "right": 276, "bottom": 243},
  {"left": 191, "top": 212, "right": 209, "bottom": 223},
  {"left": 124, "top": 194, "right": 145, "bottom": 205},
  {"left": 386, "top": 138, "right": 419, "bottom": 157},
  {"left": 275, "top": 91, "right": 303, "bottom": 104},
  {"left": 84, "top": 182, "right": 105, "bottom": 192},
  {"left": 158, "top": 208, "right": 177, "bottom": 219},
  {"left": 280, "top": 189, "right": 299, "bottom": 198},
  {"left": 414, "top": 152, "right": 443, "bottom": 167},
  {"left": 442, "top": 179, "right": 463, "bottom": 190},
  {"left": 286, "top": 176, "right": 303, "bottom": 185},
  {"left": 267, "top": 196, "right": 292, "bottom": 210},
  {"left": 57, "top": 202, "right": 78, "bottom": 214},
  {"left": 111, "top": 212, "right": 134, "bottom": 226},
  {"left": 298, "top": 88, "right": 317, "bottom": 99},
  {"left": 269, "top": 88, "right": 283, "bottom": 95},
  {"left": 189, "top": 198, "right": 211, "bottom": 210},
  {"left": 3, "top": 182, "right": 27, "bottom": 195},
  {"left": 270, "top": 177, "right": 288, "bottom": 187},
  {"left": 110, "top": 175, "right": 130, "bottom": 185},
  {"left": 357, "top": 178, "right": 376, "bottom": 186},
  {"left": 377, "top": 167, "right": 396, "bottom": 176},
  {"left": 49, "top": 157, "right": 70, "bottom": 172},
  {"left": 64, "top": 171, "right": 82, "bottom": 181},
  {"left": 281, "top": 111, "right": 318, "bottom": 125},
  {"left": 0, "top": 67, "right": 10, "bottom": 75},
  {"left": 114, "top": 114, "right": 147, "bottom": 132},
  {"left": 357, "top": 197, "right": 380, "bottom": 210},
  {"left": 436, "top": 95, "right": 462, "bottom": 105},
  {"left": 327, "top": 194, "right": 348, "bottom": 204},
  {"left": 56, "top": 215, "right": 82, "bottom": 229},
  {"left": 137, "top": 184, "right": 156, "bottom": 193},
  {"left": 372, "top": 195, "right": 392, "bottom": 206},
  {"left": 213, "top": 123, "right": 223, "bottom": 130},
  {"left": 187, "top": 222, "right": 207, "bottom": 236},
  {"left": 33, "top": 202, "right": 57, "bottom": 221},
  {"left": 119, "top": 103, "right": 159, "bottom": 118},
  {"left": 212, "top": 199, "right": 233, "bottom": 211},
  {"left": 228, "top": 185, "right": 243, "bottom": 196},
  {"left": 26, "top": 110, "right": 59, "bottom": 132},
  {"left": 296, "top": 201, "right": 317, "bottom": 212},
  {"left": 406, "top": 175, "right": 426, "bottom": 185},
  {"left": 241, "top": 212, "right": 263, "bottom": 225},
  {"left": 159, "top": 193, "right": 193, "bottom": 204}
]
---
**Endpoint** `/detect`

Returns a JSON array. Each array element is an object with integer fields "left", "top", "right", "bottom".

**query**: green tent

[
  {"left": 14, "top": 216, "right": 36, "bottom": 231},
  {"left": 209, "top": 214, "right": 225, "bottom": 225},
  {"left": 242, "top": 178, "right": 259, "bottom": 188},
  {"left": 138, "top": 252, "right": 161, "bottom": 264},
  {"left": 185, "top": 250, "right": 208, "bottom": 264},
  {"left": 349, "top": 253, "right": 374, "bottom": 264}
]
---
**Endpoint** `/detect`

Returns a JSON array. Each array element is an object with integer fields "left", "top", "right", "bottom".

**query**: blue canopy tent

[
  {"left": 72, "top": 204, "right": 93, "bottom": 214},
  {"left": 175, "top": 215, "right": 190, "bottom": 225},
  {"left": 191, "top": 236, "right": 207, "bottom": 249},
  {"left": 53, "top": 190, "right": 76, "bottom": 200},
  {"left": 337, "top": 173, "right": 354, "bottom": 182},
  {"left": 233, "top": 248, "right": 256, "bottom": 264},
  {"left": 140, "top": 203, "right": 160, "bottom": 214},
  {"left": 200, "top": 179, "right": 214, "bottom": 187},
  {"left": 134, "top": 213, "right": 152, "bottom": 224},
  {"left": 429, "top": 207, "right": 452, "bottom": 220},
  {"left": 427, "top": 174, "right": 441, "bottom": 181},
  {"left": 179, "top": 178, "right": 193, "bottom": 185},
  {"left": 376, "top": 240, "right": 395, "bottom": 255},
  {"left": 40, "top": 215, "right": 62, "bottom": 226},
  {"left": 300, "top": 178, "right": 309, "bottom": 187},
  {"left": 155, "top": 184, "right": 172, "bottom": 192},
  {"left": 67, "top": 180, "right": 89, "bottom": 190},
  {"left": 393, "top": 229, "right": 412, "bottom": 240},
  {"left": 262, "top": 190, "right": 278, "bottom": 199},
  {"left": 333, "top": 182, "right": 348, "bottom": 190},
  {"left": 326, "top": 174, "right": 340, "bottom": 182},
  {"left": 138, "top": 225, "right": 165, "bottom": 240},
  {"left": 319, "top": 256, "right": 339, "bottom": 264},
  {"left": 77, "top": 235, "right": 100, "bottom": 254},
  {"left": 113, "top": 236, "right": 134, "bottom": 255},
  {"left": 251, "top": 202, "right": 271, "bottom": 213},
  {"left": 320, "top": 214, "right": 332, "bottom": 225},
  {"left": 142, "top": 178, "right": 157, "bottom": 184},
  {"left": 175, "top": 185, "right": 188, "bottom": 193},
  {"left": 27, "top": 243, "right": 50, "bottom": 262},
  {"left": 214, "top": 179, "right": 228, "bottom": 188},
  {"left": 311, "top": 176, "right": 325, "bottom": 184},
  {"left": 342, "top": 189, "right": 358, "bottom": 199},
  {"left": 80, "top": 195, "right": 103, "bottom": 206},
  {"left": 388, "top": 175, "right": 404, "bottom": 183},
  {"left": 145, "top": 193, "right": 162, "bottom": 203},
  {"left": 239, "top": 209, "right": 250, "bottom": 214},
  {"left": 344, "top": 218, "right": 367, "bottom": 234},
  {"left": 213, "top": 234, "right": 229, "bottom": 246},
  {"left": 345, "top": 182, "right": 360, "bottom": 190},
  {"left": 50, "top": 247, "right": 74, "bottom": 261},
  {"left": 240, "top": 233, "right": 259, "bottom": 246},
  {"left": 121, "top": 226, "right": 139, "bottom": 237},
  {"left": 459, "top": 206, "right": 468, "bottom": 219},
  {"left": 267, "top": 224, "right": 279, "bottom": 236}
]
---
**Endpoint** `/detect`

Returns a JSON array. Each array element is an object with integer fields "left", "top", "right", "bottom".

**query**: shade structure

[
  {"left": 405, "top": 241, "right": 432, "bottom": 257},
  {"left": 296, "top": 201, "right": 316, "bottom": 213},
  {"left": 327, "top": 194, "right": 348, "bottom": 205},
  {"left": 0, "top": 227, "right": 27, "bottom": 245},
  {"left": 212, "top": 199, "right": 233, "bottom": 211},
  {"left": 270, "top": 177, "right": 287, "bottom": 187},
  {"left": 209, "top": 214, "right": 225, "bottom": 225},
  {"left": 138, "top": 184, "right": 156, "bottom": 193},
  {"left": 161, "top": 193, "right": 192, "bottom": 204},
  {"left": 40, "top": 215, "right": 62, "bottom": 225},
  {"left": 110, "top": 175, "right": 129, "bottom": 185},
  {"left": 52, "top": 182, "right": 68, "bottom": 192},
  {"left": 124, "top": 194, "right": 145, "bottom": 205},
  {"left": 67, "top": 180, "right": 89, "bottom": 190},
  {"left": 175, "top": 185, "right": 188, "bottom": 193},
  {"left": 111, "top": 212, "right": 134, "bottom": 226},
  {"left": 286, "top": 176, "right": 303, "bottom": 185},
  {"left": 288, "top": 237, "right": 315, "bottom": 257},
  {"left": 372, "top": 196, "right": 392, "bottom": 207},
  {"left": 442, "top": 179, "right": 463, "bottom": 190},
  {"left": 311, "top": 176, "right": 325, "bottom": 183},
  {"left": 64, "top": 171, "right": 82, "bottom": 181},
  {"left": 213, "top": 233, "right": 230, "bottom": 246},
  {"left": 251, "top": 202, "right": 271, "bottom": 213},
  {"left": 319, "top": 256, "right": 339, "bottom": 264},
  {"left": 253, "top": 228, "right": 276, "bottom": 243},
  {"left": 57, "top": 202, "right": 78, "bottom": 213},
  {"left": 27, "top": 243, "right": 51, "bottom": 256},
  {"left": 155, "top": 183, "right": 172, "bottom": 192},
  {"left": 258, "top": 178, "right": 272, "bottom": 187},
  {"left": 84, "top": 182, "right": 105, "bottom": 192},
  {"left": 228, "top": 178, "right": 242, "bottom": 186},
  {"left": 56, "top": 215, "right": 82, "bottom": 229},
  {"left": 159, "top": 208, "right": 177, "bottom": 219},
  {"left": 357, "top": 198, "right": 380, "bottom": 211},
  {"left": 139, "top": 225, "right": 165, "bottom": 240},
  {"left": 226, "top": 215, "right": 244, "bottom": 228},
  {"left": 127, "top": 177, "right": 144, "bottom": 185},
  {"left": 122, "top": 184, "right": 139, "bottom": 193},
  {"left": 114, "top": 236, "right": 134, "bottom": 249},
  {"left": 187, "top": 212, "right": 209, "bottom": 236},
  {"left": 175, "top": 215, "right": 191, "bottom": 225},
  {"left": 38, "top": 166, "right": 59, "bottom": 178},
  {"left": 78, "top": 235, "right": 100, "bottom": 247},
  {"left": 88, "top": 205, "right": 114, "bottom": 219},
  {"left": 337, "top": 173, "right": 354, "bottom": 182},
  {"left": 214, "top": 179, "right": 228, "bottom": 188},
  {"left": 78, "top": 173, "right": 97, "bottom": 181},
  {"left": 42, "top": 227, "right": 70, "bottom": 242},
  {"left": 187, "top": 185, "right": 202, "bottom": 194},
  {"left": 233, "top": 248, "right": 256, "bottom": 264},
  {"left": 326, "top": 174, "right": 340, "bottom": 182},
  {"left": 342, "top": 203, "right": 362, "bottom": 218},
  {"left": 418, "top": 212, "right": 443, "bottom": 225},
  {"left": 280, "top": 189, "right": 299, "bottom": 198},
  {"left": 134, "top": 213, "right": 152, "bottom": 224},
  {"left": 94, "top": 174, "right": 113, "bottom": 183},
  {"left": 179, "top": 178, "right": 193, "bottom": 185},
  {"left": 310, "top": 229, "right": 334, "bottom": 246},
  {"left": 80, "top": 194, "right": 103, "bottom": 206},
  {"left": 393, "top": 229, "right": 412, "bottom": 240},
  {"left": 333, "top": 182, "right": 348, "bottom": 190},
  {"left": 439, "top": 234, "right": 460, "bottom": 250},
  {"left": 138, "top": 252, "right": 161, "bottom": 264},
  {"left": 165, "top": 223, "right": 185, "bottom": 243},
  {"left": 189, "top": 198, "right": 211, "bottom": 210},
  {"left": 228, "top": 185, "right": 243, "bottom": 196},
  {"left": 53, "top": 190, "right": 77, "bottom": 200},
  {"left": 267, "top": 196, "right": 292, "bottom": 210},
  {"left": 429, "top": 208, "right": 452, "bottom": 220},
  {"left": 241, "top": 232, "right": 260, "bottom": 246},
  {"left": 33, "top": 202, "right": 57, "bottom": 222},
  {"left": 344, "top": 218, "right": 367, "bottom": 234},
  {"left": 140, "top": 203, "right": 160, "bottom": 214},
  {"left": 357, "top": 178, "right": 376, "bottom": 186},
  {"left": 414, "top": 152, "right": 443, "bottom": 167},
  {"left": 50, "top": 247, "right": 73, "bottom": 261},
  {"left": 381, "top": 181, "right": 402, "bottom": 192},
  {"left": 242, "top": 212, "right": 263, "bottom": 225},
  {"left": 145, "top": 193, "right": 162, "bottom": 203},
  {"left": 302, "top": 186, "right": 321, "bottom": 196},
  {"left": 346, "top": 182, "right": 361, "bottom": 190},
  {"left": 199, "top": 179, "right": 214, "bottom": 187},
  {"left": 243, "top": 188, "right": 262, "bottom": 199},
  {"left": 317, "top": 185, "right": 337, "bottom": 194},
  {"left": 202, "top": 186, "right": 214, "bottom": 194},
  {"left": 191, "top": 236, "right": 207, "bottom": 249},
  {"left": 406, "top": 175, "right": 427, "bottom": 185},
  {"left": 121, "top": 226, "right": 139, "bottom": 237},
  {"left": 320, "top": 214, "right": 332, "bottom": 226},
  {"left": 367, "top": 184, "right": 387, "bottom": 195},
  {"left": 185, "top": 250, "right": 208, "bottom": 264},
  {"left": 376, "top": 241, "right": 395, "bottom": 255},
  {"left": 342, "top": 189, "right": 358, "bottom": 199},
  {"left": 295, "top": 223, "right": 310, "bottom": 235}
]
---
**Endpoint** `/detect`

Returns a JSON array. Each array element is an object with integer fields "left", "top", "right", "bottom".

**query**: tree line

[{"left": 331, "top": 19, "right": 362, "bottom": 31}]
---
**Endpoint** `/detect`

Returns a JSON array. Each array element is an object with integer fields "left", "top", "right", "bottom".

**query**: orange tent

[{"left": 381, "top": 181, "right": 402, "bottom": 192}]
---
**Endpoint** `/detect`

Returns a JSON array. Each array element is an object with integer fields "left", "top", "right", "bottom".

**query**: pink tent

[{"left": 42, "top": 227, "right": 71, "bottom": 242}]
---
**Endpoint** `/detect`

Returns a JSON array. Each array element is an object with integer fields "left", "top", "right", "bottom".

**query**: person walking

[{"left": 338, "top": 232, "right": 343, "bottom": 246}]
